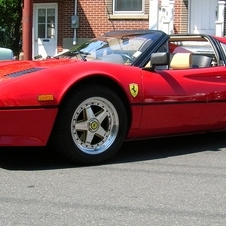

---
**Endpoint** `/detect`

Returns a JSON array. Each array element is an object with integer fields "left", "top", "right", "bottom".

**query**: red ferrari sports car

[{"left": 0, "top": 30, "right": 226, "bottom": 164}]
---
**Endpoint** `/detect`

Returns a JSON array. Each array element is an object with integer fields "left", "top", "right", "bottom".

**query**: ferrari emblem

[{"left": 129, "top": 83, "right": 139, "bottom": 98}]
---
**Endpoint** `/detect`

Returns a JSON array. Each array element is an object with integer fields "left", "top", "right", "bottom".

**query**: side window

[
  {"left": 169, "top": 40, "right": 217, "bottom": 68},
  {"left": 157, "top": 41, "right": 169, "bottom": 53}
]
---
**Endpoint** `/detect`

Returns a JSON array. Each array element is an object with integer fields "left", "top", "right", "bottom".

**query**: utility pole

[{"left": 22, "top": 0, "right": 33, "bottom": 60}]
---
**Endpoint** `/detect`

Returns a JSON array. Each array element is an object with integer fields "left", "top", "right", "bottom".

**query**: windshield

[{"left": 56, "top": 31, "right": 162, "bottom": 65}]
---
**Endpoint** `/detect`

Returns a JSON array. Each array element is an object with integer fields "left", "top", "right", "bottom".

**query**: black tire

[{"left": 54, "top": 84, "right": 128, "bottom": 164}]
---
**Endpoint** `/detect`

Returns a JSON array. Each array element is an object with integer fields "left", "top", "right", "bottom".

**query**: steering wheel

[{"left": 120, "top": 53, "right": 134, "bottom": 64}]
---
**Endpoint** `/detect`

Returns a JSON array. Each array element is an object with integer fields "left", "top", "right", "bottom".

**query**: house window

[
  {"left": 38, "top": 8, "right": 55, "bottom": 39},
  {"left": 113, "top": 0, "right": 144, "bottom": 14}
]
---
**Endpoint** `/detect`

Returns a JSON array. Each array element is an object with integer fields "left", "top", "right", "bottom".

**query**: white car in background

[{"left": 0, "top": 47, "right": 14, "bottom": 60}]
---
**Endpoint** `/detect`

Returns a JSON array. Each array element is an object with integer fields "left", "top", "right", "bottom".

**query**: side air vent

[{"left": 8, "top": 68, "right": 45, "bottom": 77}]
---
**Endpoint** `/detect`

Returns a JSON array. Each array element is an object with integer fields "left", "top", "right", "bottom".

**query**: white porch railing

[
  {"left": 158, "top": 0, "right": 174, "bottom": 34},
  {"left": 215, "top": 1, "right": 225, "bottom": 36},
  {"left": 151, "top": 0, "right": 225, "bottom": 36}
]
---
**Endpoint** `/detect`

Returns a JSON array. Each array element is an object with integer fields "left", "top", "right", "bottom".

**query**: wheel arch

[{"left": 58, "top": 74, "right": 132, "bottom": 130}]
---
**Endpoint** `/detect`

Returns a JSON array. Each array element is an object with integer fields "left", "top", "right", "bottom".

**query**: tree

[{"left": 0, "top": 0, "right": 22, "bottom": 57}]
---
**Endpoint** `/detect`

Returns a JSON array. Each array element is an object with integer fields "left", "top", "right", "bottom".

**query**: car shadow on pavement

[
  {"left": 0, "top": 131, "right": 226, "bottom": 170},
  {"left": 108, "top": 131, "right": 226, "bottom": 164}
]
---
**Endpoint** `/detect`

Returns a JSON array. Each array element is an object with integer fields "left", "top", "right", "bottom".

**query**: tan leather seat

[{"left": 170, "top": 52, "right": 192, "bottom": 69}]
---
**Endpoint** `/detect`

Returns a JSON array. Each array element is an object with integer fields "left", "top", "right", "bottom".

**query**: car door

[{"left": 140, "top": 65, "right": 226, "bottom": 136}]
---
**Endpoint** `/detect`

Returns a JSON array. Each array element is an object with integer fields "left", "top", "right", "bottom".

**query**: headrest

[{"left": 170, "top": 53, "right": 191, "bottom": 69}]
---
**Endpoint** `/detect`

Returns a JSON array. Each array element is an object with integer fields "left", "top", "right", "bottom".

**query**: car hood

[{"left": 0, "top": 58, "right": 78, "bottom": 78}]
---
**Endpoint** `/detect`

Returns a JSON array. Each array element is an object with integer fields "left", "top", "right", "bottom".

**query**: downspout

[{"left": 73, "top": 0, "right": 78, "bottom": 45}]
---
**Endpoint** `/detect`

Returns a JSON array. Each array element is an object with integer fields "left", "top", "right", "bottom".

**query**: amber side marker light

[{"left": 37, "top": 94, "right": 54, "bottom": 101}]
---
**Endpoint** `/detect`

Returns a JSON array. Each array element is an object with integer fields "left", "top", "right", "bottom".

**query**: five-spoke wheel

[{"left": 54, "top": 84, "right": 127, "bottom": 164}]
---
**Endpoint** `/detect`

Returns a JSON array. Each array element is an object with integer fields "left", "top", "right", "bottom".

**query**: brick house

[{"left": 31, "top": 0, "right": 225, "bottom": 59}]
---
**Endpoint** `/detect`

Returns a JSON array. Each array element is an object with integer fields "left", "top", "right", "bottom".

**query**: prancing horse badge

[{"left": 129, "top": 83, "right": 138, "bottom": 98}]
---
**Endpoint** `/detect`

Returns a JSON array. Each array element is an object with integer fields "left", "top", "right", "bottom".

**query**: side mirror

[{"left": 150, "top": 52, "right": 169, "bottom": 69}]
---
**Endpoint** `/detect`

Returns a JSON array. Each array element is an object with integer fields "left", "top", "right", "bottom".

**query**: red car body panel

[
  {"left": 0, "top": 108, "right": 57, "bottom": 146},
  {"left": 0, "top": 60, "right": 142, "bottom": 106}
]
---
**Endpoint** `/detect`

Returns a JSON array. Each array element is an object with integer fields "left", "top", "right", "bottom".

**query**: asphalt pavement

[{"left": 0, "top": 132, "right": 226, "bottom": 226}]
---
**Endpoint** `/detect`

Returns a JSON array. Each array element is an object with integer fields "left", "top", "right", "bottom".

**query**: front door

[
  {"left": 190, "top": 0, "right": 218, "bottom": 35},
  {"left": 33, "top": 4, "right": 58, "bottom": 59},
  {"left": 140, "top": 66, "right": 226, "bottom": 136}
]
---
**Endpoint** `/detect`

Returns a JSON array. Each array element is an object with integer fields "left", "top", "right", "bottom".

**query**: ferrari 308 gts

[{"left": 1, "top": 30, "right": 226, "bottom": 164}]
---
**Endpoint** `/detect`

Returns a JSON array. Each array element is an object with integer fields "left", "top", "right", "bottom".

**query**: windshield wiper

[
  {"left": 66, "top": 51, "right": 90, "bottom": 61},
  {"left": 55, "top": 50, "right": 90, "bottom": 61}
]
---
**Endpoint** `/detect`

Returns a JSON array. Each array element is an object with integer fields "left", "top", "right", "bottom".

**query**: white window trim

[{"left": 113, "top": 0, "right": 145, "bottom": 15}]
